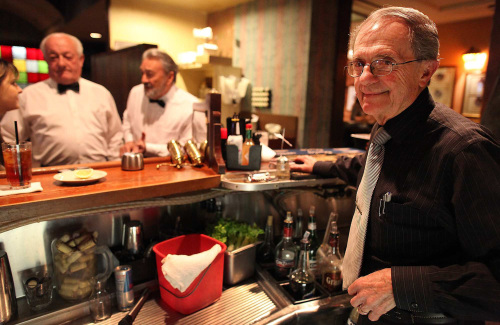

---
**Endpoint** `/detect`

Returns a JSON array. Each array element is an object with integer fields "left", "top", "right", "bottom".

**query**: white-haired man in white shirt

[
  {"left": 120, "top": 49, "right": 206, "bottom": 157},
  {"left": 1, "top": 32, "right": 123, "bottom": 166}
]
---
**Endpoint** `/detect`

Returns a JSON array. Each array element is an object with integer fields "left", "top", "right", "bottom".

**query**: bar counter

[{"left": 0, "top": 157, "right": 220, "bottom": 233}]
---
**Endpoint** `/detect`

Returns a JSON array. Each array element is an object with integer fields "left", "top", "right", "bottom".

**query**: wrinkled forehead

[
  {"left": 353, "top": 18, "right": 412, "bottom": 56},
  {"left": 351, "top": 17, "right": 410, "bottom": 49},
  {"left": 140, "top": 58, "right": 165, "bottom": 73},
  {"left": 46, "top": 36, "right": 79, "bottom": 55},
  {"left": 354, "top": 17, "right": 410, "bottom": 47}
]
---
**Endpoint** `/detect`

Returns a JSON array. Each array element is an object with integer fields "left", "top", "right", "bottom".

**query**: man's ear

[
  {"left": 419, "top": 60, "right": 439, "bottom": 88},
  {"left": 78, "top": 54, "right": 85, "bottom": 69}
]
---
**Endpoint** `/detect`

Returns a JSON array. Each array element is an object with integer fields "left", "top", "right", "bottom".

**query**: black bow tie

[
  {"left": 149, "top": 98, "right": 165, "bottom": 108},
  {"left": 57, "top": 82, "right": 80, "bottom": 94}
]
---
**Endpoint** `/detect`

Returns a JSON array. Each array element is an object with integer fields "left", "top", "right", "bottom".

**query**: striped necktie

[{"left": 342, "top": 127, "right": 391, "bottom": 289}]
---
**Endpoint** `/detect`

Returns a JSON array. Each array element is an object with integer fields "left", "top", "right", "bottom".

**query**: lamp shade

[{"left": 462, "top": 47, "right": 487, "bottom": 71}]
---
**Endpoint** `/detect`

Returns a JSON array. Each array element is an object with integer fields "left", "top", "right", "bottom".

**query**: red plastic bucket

[{"left": 153, "top": 234, "right": 227, "bottom": 314}]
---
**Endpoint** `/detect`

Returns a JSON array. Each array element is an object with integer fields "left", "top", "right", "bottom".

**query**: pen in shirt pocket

[{"left": 379, "top": 192, "right": 392, "bottom": 216}]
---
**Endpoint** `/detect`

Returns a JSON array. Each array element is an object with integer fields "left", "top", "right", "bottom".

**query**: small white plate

[{"left": 53, "top": 170, "right": 107, "bottom": 185}]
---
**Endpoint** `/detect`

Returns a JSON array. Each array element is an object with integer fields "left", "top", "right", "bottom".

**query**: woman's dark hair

[{"left": 0, "top": 58, "right": 19, "bottom": 85}]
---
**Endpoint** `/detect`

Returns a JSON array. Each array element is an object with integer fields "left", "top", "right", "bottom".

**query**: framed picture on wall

[
  {"left": 428, "top": 66, "right": 456, "bottom": 108},
  {"left": 462, "top": 72, "right": 486, "bottom": 117}
]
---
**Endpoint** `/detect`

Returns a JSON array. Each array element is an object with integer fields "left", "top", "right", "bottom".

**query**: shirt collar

[
  {"left": 163, "top": 84, "right": 177, "bottom": 103},
  {"left": 48, "top": 78, "right": 82, "bottom": 92},
  {"left": 381, "top": 88, "right": 435, "bottom": 144},
  {"left": 151, "top": 84, "right": 177, "bottom": 104}
]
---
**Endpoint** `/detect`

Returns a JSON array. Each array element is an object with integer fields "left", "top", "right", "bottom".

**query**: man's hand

[
  {"left": 348, "top": 268, "right": 396, "bottom": 321},
  {"left": 290, "top": 155, "right": 317, "bottom": 173},
  {"left": 120, "top": 141, "right": 136, "bottom": 156},
  {"left": 134, "top": 132, "right": 146, "bottom": 154}
]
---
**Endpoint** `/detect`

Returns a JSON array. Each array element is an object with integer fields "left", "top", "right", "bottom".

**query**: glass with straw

[{"left": 1, "top": 121, "right": 32, "bottom": 189}]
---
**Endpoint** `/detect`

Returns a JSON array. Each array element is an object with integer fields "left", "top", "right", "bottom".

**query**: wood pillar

[{"left": 303, "top": 0, "right": 352, "bottom": 148}]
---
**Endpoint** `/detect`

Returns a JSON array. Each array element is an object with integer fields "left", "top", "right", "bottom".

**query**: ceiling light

[{"left": 90, "top": 33, "right": 102, "bottom": 39}]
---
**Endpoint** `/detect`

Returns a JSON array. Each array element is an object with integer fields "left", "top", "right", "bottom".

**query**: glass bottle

[
  {"left": 316, "top": 212, "right": 339, "bottom": 262},
  {"left": 230, "top": 113, "right": 240, "bottom": 135},
  {"left": 319, "top": 219, "right": 343, "bottom": 293},
  {"left": 257, "top": 215, "right": 275, "bottom": 264},
  {"left": 241, "top": 124, "right": 254, "bottom": 165},
  {"left": 89, "top": 280, "right": 111, "bottom": 322},
  {"left": 307, "top": 205, "right": 320, "bottom": 277},
  {"left": 293, "top": 209, "right": 303, "bottom": 249},
  {"left": 289, "top": 231, "right": 316, "bottom": 300},
  {"left": 275, "top": 155, "right": 290, "bottom": 180},
  {"left": 275, "top": 212, "right": 297, "bottom": 278}
]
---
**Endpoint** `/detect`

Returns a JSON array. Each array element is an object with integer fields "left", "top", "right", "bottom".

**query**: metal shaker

[
  {"left": 0, "top": 250, "right": 17, "bottom": 323},
  {"left": 199, "top": 140, "right": 208, "bottom": 162},
  {"left": 184, "top": 140, "right": 203, "bottom": 167},
  {"left": 167, "top": 140, "right": 184, "bottom": 169},
  {"left": 122, "top": 220, "right": 145, "bottom": 256}
]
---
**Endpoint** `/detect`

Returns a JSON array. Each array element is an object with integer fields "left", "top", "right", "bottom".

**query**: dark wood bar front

[{"left": 0, "top": 158, "right": 221, "bottom": 233}]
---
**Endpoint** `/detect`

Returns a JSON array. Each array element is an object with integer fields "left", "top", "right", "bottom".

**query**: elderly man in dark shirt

[{"left": 292, "top": 6, "right": 500, "bottom": 325}]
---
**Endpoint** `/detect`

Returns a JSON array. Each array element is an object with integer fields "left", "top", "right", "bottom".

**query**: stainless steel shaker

[
  {"left": 122, "top": 221, "right": 144, "bottom": 257},
  {"left": 0, "top": 250, "right": 17, "bottom": 323}
]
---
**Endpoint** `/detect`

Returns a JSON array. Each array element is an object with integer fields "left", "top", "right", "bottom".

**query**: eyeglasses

[{"left": 345, "top": 59, "right": 424, "bottom": 77}]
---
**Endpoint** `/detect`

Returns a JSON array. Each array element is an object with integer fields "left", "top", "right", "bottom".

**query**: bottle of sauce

[
  {"left": 227, "top": 113, "right": 243, "bottom": 164},
  {"left": 241, "top": 124, "right": 254, "bottom": 166}
]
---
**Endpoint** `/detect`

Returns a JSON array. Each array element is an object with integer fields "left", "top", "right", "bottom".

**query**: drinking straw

[
  {"left": 281, "top": 128, "right": 286, "bottom": 151},
  {"left": 14, "top": 121, "right": 24, "bottom": 187}
]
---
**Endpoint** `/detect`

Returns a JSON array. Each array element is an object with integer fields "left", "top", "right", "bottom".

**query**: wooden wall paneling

[
  {"left": 91, "top": 43, "right": 157, "bottom": 118},
  {"left": 304, "top": 0, "right": 352, "bottom": 148},
  {"left": 481, "top": 0, "right": 500, "bottom": 139}
]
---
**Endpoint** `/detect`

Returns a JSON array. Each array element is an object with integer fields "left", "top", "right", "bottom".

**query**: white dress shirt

[
  {"left": 122, "top": 84, "right": 207, "bottom": 157},
  {"left": 0, "top": 78, "right": 123, "bottom": 166}
]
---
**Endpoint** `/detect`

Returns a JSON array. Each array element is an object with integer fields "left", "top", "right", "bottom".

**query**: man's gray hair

[
  {"left": 40, "top": 33, "right": 84, "bottom": 58},
  {"left": 349, "top": 6, "right": 440, "bottom": 60},
  {"left": 143, "top": 48, "right": 178, "bottom": 82}
]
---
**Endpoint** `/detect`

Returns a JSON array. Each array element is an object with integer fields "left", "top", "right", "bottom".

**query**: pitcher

[{"left": 51, "top": 230, "right": 113, "bottom": 301}]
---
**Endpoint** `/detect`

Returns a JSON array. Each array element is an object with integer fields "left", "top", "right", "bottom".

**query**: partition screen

[{"left": 0, "top": 45, "right": 49, "bottom": 87}]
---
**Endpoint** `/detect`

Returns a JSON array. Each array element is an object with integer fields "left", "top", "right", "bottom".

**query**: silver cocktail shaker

[
  {"left": 123, "top": 220, "right": 144, "bottom": 257},
  {"left": 0, "top": 250, "right": 17, "bottom": 323}
]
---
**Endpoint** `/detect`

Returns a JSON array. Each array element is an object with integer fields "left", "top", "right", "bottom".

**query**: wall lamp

[{"left": 462, "top": 47, "right": 487, "bottom": 71}]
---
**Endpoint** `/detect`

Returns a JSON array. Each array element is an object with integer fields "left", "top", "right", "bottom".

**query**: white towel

[
  {"left": 0, "top": 182, "right": 43, "bottom": 197},
  {"left": 161, "top": 244, "right": 221, "bottom": 293}
]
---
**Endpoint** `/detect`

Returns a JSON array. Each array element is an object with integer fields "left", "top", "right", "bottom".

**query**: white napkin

[
  {"left": 0, "top": 182, "right": 43, "bottom": 197},
  {"left": 161, "top": 244, "right": 221, "bottom": 293},
  {"left": 260, "top": 144, "right": 276, "bottom": 161}
]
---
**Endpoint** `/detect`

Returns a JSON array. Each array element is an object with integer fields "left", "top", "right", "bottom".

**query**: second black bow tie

[
  {"left": 149, "top": 99, "right": 165, "bottom": 108},
  {"left": 57, "top": 82, "right": 80, "bottom": 94}
]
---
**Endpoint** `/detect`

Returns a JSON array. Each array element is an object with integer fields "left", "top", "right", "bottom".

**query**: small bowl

[{"left": 121, "top": 152, "right": 144, "bottom": 171}]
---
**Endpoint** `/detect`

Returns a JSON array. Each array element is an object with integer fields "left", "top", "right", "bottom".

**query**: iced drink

[{"left": 2, "top": 142, "right": 32, "bottom": 189}]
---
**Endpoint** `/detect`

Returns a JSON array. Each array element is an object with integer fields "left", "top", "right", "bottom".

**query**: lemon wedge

[{"left": 74, "top": 168, "right": 94, "bottom": 179}]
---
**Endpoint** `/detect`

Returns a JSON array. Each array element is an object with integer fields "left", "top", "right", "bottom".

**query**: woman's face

[{"left": 0, "top": 71, "right": 22, "bottom": 114}]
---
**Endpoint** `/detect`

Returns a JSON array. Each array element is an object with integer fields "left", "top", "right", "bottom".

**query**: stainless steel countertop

[
  {"left": 13, "top": 267, "right": 352, "bottom": 325},
  {"left": 82, "top": 281, "right": 276, "bottom": 325}
]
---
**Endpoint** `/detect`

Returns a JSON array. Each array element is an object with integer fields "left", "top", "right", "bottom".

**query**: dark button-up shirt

[{"left": 313, "top": 88, "right": 500, "bottom": 321}]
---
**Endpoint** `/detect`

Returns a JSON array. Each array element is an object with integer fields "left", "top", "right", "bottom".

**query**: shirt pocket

[
  {"left": 382, "top": 202, "right": 440, "bottom": 229},
  {"left": 378, "top": 202, "right": 454, "bottom": 261}
]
